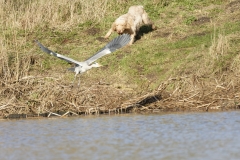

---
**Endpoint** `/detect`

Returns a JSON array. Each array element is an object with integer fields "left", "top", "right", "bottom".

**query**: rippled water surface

[{"left": 1, "top": 111, "right": 240, "bottom": 160}]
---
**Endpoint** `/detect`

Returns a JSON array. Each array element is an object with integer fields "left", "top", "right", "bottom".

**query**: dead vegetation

[
  {"left": 127, "top": 76, "right": 240, "bottom": 113},
  {"left": 1, "top": 71, "right": 240, "bottom": 119}
]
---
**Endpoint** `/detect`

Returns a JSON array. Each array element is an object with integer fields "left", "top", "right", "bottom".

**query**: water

[{"left": 0, "top": 111, "right": 240, "bottom": 160}]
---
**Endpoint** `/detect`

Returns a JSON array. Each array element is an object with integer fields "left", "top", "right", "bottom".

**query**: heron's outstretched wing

[
  {"left": 85, "top": 34, "right": 130, "bottom": 65},
  {"left": 35, "top": 40, "right": 81, "bottom": 65}
]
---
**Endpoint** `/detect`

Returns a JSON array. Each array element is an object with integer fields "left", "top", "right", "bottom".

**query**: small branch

[
  {"left": 179, "top": 92, "right": 200, "bottom": 102},
  {"left": 196, "top": 102, "right": 213, "bottom": 108},
  {"left": 45, "top": 109, "right": 61, "bottom": 117},
  {"left": 69, "top": 111, "right": 78, "bottom": 115},
  {"left": 0, "top": 97, "right": 15, "bottom": 111},
  {"left": 61, "top": 111, "right": 70, "bottom": 117},
  {"left": 216, "top": 85, "right": 226, "bottom": 89},
  {"left": 210, "top": 106, "right": 221, "bottom": 109}
]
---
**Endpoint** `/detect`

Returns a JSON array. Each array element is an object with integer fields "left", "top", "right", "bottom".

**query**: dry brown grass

[
  {"left": 1, "top": 0, "right": 109, "bottom": 30},
  {"left": 0, "top": 0, "right": 111, "bottom": 84},
  {"left": 0, "top": 31, "right": 34, "bottom": 83},
  {"left": 123, "top": 75, "right": 240, "bottom": 113},
  {"left": 0, "top": 76, "right": 133, "bottom": 117},
  {"left": 209, "top": 29, "right": 229, "bottom": 58}
]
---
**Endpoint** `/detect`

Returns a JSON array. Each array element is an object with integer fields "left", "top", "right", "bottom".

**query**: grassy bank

[{"left": 0, "top": 0, "right": 240, "bottom": 118}]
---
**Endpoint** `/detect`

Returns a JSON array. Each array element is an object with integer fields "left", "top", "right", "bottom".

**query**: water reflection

[{"left": 1, "top": 111, "right": 240, "bottom": 160}]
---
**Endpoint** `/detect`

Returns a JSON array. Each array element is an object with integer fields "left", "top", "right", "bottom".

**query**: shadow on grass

[{"left": 135, "top": 25, "right": 156, "bottom": 41}]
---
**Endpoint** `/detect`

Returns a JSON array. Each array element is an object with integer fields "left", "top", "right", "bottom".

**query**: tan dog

[{"left": 104, "top": 5, "right": 155, "bottom": 45}]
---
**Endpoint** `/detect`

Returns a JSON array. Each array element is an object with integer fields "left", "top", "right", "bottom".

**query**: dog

[{"left": 104, "top": 5, "right": 155, "bottom": 45}]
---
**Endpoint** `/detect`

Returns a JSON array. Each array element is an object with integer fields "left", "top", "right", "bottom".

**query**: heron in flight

[{"left": 35, "top": 34, "right": 130, "bottom": 85}]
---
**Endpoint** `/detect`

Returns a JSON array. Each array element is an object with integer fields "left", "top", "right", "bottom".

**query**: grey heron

[{"left": 35, "top": 34, "right": 130, "bottom": 85}]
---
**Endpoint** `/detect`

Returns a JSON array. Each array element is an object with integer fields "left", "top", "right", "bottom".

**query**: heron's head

[{"left": 91, "top": 62, "right": 102, "bottom": 68}]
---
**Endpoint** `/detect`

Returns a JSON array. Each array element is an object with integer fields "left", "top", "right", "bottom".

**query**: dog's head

[
  {"left": 113, "top": 20, "right": 127, "bottom": 34},
  {"left": 113, "top": 15, "right": 133, "bottom": 35}
]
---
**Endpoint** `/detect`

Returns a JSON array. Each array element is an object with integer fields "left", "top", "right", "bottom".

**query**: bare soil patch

[
  {"left": 85, "top": 27, "right": 101, "bottom": 36},
  {"left": 226, "top": 0, "right": 240, "bottom": 13},
  {"left": 153, "top": 30, "right": 171, "bottom": 38},
  {"left": 192, "top": 17, "right": 211, "bottom": 26}
]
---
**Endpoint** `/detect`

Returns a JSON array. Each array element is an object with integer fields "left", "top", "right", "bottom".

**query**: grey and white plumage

[{"left": 35, "top": 34, "right": 130, "bottom": 84}]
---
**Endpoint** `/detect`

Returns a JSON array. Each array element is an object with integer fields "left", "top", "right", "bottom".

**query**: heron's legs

[
  {"left": 78, "top": 75, "right": 81, "bottom": 86},
  {"left": 71, "top": 74, "right": 81, "bottom": 86},
  {"left": 72, "top": 74, "right": 77, "bottom": 86}
]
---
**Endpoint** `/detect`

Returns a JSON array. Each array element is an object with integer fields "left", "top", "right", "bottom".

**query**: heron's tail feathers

[{"left": 68, "top": 67, "right": 75, "bottom": 72}]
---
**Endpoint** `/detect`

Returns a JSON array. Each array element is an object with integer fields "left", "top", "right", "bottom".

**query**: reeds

[{"left": 123, "top": 75, "right": 240, "bottom": 112}]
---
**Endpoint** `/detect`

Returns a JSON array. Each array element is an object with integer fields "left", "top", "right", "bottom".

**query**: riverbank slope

[{"left": 1, "top": 0, "right": 240, "bottom": 118}]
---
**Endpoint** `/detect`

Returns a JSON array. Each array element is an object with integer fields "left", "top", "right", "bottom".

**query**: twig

[
  {"left": 69, "top": 111, "right": 78, "bottom": 115},
  {"left": 61, "top": 111, "right": 70, "bottom": 117},
  {"left": 44, "top": 109, "right": 61, "bottom": 117},
  {"left": 47, "top": 112, "right": 52, "bottom": 117},
  {"left": 215, "top": 78, "right": 225, "bottom": 89},
  {"left": 210, "top": 106, "right": 221, "bottom": 109},
  {"left": 196, "top": 102, "right": 213, "bottom": 108},
  {"left": 0, "top": 97, "right": 15, "bottom": 111},
  {"left": 179, "top": 92, "right": 200, "bottom": 102},
  {"left": 171, "top": 86, "right": 180, "bottom": 96},
  {"left": 216, "top": 85, "right": 226, "bottom": 89},
  {"left": 214, "top": 97, "right": 234, "bottom": 101}
]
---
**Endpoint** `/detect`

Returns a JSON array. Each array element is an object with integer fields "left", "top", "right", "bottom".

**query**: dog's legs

[
  {"left": 142, "top": 12, "right": 156, "bottom": 29},
  {"left": 104, "top": 29, "right": 113, "bottom": 38},
  {"left": 129, "top": 33, "right": 135, "bottom": 45}
]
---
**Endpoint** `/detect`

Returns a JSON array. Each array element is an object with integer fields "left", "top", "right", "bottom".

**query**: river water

[{"left": 0, "top": 111, "right": 240, "bottom": 160}]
